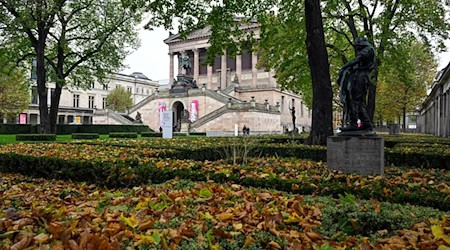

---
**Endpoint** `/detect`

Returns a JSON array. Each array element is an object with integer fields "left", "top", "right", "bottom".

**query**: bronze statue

[
  {"left": 337, "top": 37, "right": 375, "bottom": 132},
  {"left": 134, "top": 111, "right": 143, "bottom": 124},
  {"left": 179, "top": 51, "right": 192, "bottom": 75},
  {"left": 289, "top": 106, "right": 296, "bottom": 131}
]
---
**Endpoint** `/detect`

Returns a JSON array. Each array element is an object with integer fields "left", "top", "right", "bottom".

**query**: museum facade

[{"left": 122, "top": 24, "right": 312, "bottom": 134}]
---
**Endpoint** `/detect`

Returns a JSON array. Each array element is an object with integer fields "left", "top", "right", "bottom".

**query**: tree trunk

[
  {"left": 367, "top": 63, "right": 379, "bottom": 123},
  {"left": 305, "top": 0, "right": 333, "bottom": 145},
  {"left": 402, "top": 107, "right": 406, "bottom": 132},
  {"left": 49, "top": 85, "right": 62, "bottom": 133},
  {"left": 36, "top": 38, "right": 50, "bottom": 134}
]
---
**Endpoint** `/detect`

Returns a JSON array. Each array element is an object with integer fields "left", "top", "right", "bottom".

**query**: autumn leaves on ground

[{"left": 0, "top": 136, "right": 449, "bottom": 249}]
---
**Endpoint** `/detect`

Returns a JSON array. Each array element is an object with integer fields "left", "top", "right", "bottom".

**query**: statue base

[
  {"left": 170, "top": 74, "right": 198, "bottom": 94},
  {"left": 337, "top": 130, "right": 376, "bottom": 136},
  {"left": 327, "top": 136, "right": 384, "bottom": 175},
  {"left": 180, "top": 122, "right": 190, "bottom": 133}
]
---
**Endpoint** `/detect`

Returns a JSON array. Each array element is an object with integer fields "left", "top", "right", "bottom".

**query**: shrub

[
  {"left": 319, "top": 197, "right": 443, "bottom": 239},
  {"left": 188, "top": 132, "right": 206, "bottom": 136},
  {"left": 71, "top": 133, "right": 99, "bottom": 139},
  {"left": 15, "top": 134, "right": 56, "bottom": 141},
  {"left": 0, "top": 124, "right": 38, "bottom": 134},
  {"left": 141, "top": 132, "right": 162, "bottom": 137},
  {"left": 109, "top": 132, "right": 138, "bottom": 138},
  {"left": 57, "top": 124, "right": 151, "bottom": 135}
]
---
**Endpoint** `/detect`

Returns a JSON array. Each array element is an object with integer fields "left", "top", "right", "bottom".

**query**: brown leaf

[
  {"left": 268, "top": 241, "right": 282, "bottom": 249},
  {"left": 138, "top": 218, "right": 154, "bottom": 231},
  {"left": 68, "top": 239, "right": 79, "bottom": 250},
  {"left": 10, "top": 234, "right": 32, "bottom": 250}
]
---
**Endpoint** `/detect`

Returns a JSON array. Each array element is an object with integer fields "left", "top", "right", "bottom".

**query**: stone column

[
  {"left": 221, "top": 51, "right": 227, "bottom": 88},
  {"left": 207, "top": 65, "right": 213, "bottom": 89},
  {"left": 180, "top": 51, "right": 187, "bottom": 75},
  {"left": 252, "top": 51, "right": 258, "bottom": 88},
  {"left": 193, "top": 48, "right": 199, "bottom": 82},
  {"left": 169, "top": 52, "right": 174, "bottom": 85},
  {"left": 236, "top": 54, "right": 242, "bottom": 84}
]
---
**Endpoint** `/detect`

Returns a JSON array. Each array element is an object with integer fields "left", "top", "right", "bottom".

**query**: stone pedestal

[
  {"left": 327, "top": 136, "right": 384, "bottom": 175},
  {"left": 180, "top": 122, "right": 190, "bottom": 133}
]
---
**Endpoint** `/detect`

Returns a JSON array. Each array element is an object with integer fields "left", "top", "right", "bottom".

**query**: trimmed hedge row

[
  {"left": 0, "top": 124, "right": 152, "bottom": 135},
  {"left": 71, "top": 133, "right": 99, "bottom": 139},
  {"left": 57, "top": 124, "right": 151, "bottom": 135},
  {"left": 0, "top": 153, "right": 448, "bottom": 211},
  {"left": 141, "top": 132, "right": 162, "bottom": 137},
  {"left": 162, "top": 145, "right": 449, "bottom": 169},
  {"left": 16, "top": 134, "right": 56, "bottom": 141},
  {"left": 109, "top": 132, "right": 138, "bottom": 138}
]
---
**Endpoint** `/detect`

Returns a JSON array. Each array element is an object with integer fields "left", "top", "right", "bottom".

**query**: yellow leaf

[
  {"left": 216, "top": 212, "right": 234, "bottom": 221},
  {"left": 203, "top": 212, "right": 214, "bottom": 220},
  {"left": 438, "top": 246, "right": 450, "bottom": 250},
  {"left": 283, "top": 212, "right": 301, "bottom": 224},
  {"left": 134, "top": 234, "right": 155, "bottom": 246},
  {"left": 432, "top": 225, "right": 445, "bottom": 239},
  {"left": 120, "top": 213, "right": 139, "bottom": 228},
  {"left": 136, "top": 199, "right": 149, "bottom": 210},
  {"left": 233, "top": 223, "right": 243, "bottom": 230}
]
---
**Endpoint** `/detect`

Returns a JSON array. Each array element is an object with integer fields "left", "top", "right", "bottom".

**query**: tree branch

[
  {"left": 326, "top": 44, "right": 348, "bottom": 64},
  {"left": 340, "top": 0, "right": 358, "bottom": 39},
  {"left": 330, "top": 27, "right": 353, "bottom": 46},
  {"left": 63, "top": 17, "right": 129, "bottom": 78}
]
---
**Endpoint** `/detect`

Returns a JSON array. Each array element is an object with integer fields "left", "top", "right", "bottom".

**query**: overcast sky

[{"left": 120, "top": 28, "right": 450, "bottom": 84}]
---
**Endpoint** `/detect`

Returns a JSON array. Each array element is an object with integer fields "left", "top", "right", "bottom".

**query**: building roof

[
  {"left": 164, "top": 19, "right": 259, "bottom": 45},
  {"left": 129, "top": 72, "right": 151, "bottom": 80}
]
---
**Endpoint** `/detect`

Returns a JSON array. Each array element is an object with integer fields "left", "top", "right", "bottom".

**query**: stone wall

[{"left": 195, "top": 111, "right": 281, "bottom": 133}]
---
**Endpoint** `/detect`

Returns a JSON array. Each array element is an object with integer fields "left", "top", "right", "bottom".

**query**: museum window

[
  {"left": 241, "top": 50, "right": 252, "bottom": 70},
  {"left": 213, "top": 56, "right": 221, "bottom": 72},
  {"left": 281, "top": 96, "right": 285, "bottom": 113},
  {"left": 88, "top": 96, "right": 95, "bottom": 109},
  {"left": 199, "top": 49, "right": 207, "bottom": 75},
  {"left": 226, "top": 55, "right": 236, "bottom": 72},
  {"left": 127, "top": 86, "right": 132, "bottom": 93},
  {"left": 91, "top": 82, "right": 95, "bottom": 89},
  {"left": 102, "top": 97, "right": 107, "bottom": 109},
  {"left": 73, "top": 94, "right": 80, "bottom": 108},
  {"left": 103, "top": 84, "right": 108, "bottom": 90}
]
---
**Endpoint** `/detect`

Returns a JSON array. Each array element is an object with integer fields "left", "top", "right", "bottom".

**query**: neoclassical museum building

[{"left": 97, "top": 24, "right": 312, "bottom": 134}]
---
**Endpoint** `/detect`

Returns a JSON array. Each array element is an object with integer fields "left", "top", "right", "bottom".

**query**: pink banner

[
  {"left": 158, "top": 102, "right": 167, "bottom": 127},
  {"left": 190, "top": 100, "right": 199, "bottom": 122},
  {"left": 19, "top": 113, "right": 27, "bottom": 124}
]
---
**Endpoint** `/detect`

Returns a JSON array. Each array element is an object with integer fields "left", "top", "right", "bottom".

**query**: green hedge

[
  {"left": 0, "top": 153, "right": 447, "bottom": 211},
  {"left": 71, "top": 133, "right": 99, "bottom": 139},
  {"left": 109, "top": 132, "right": 138, "bottom": 138},
  {"left": 141, "top": 132, "right": 162, "bottom": 137},
  {"left": 16, "top": 134, "right": 56, "bottom": 141},
  {"left": 189, "top": 132, "right": 206, "bottom": 136},
  {"left": 0, "top": 124, "right": 38, "bottom": 134},
  {"left": 56, "top": 124, "right": 151, "bottom": 135},
  {"left": 0, "top": 124, "right": 151, "bottom": 135}
]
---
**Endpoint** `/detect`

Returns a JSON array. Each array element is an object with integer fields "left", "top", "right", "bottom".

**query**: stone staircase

[{"left": 190, "top": 102, "right": 279, "bottom": 130}]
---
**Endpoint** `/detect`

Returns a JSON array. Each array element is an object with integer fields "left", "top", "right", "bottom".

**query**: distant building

[
  {"left": 113, "top": 23, "right": 312, "bottom": 134},
  {"left": 418, "top": 62, "right": 450, "bottom": 137},
  {"left": 0, "top": 73, "right": 159, "bottom": 125}
]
